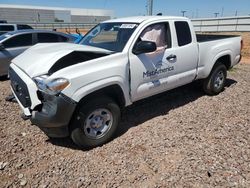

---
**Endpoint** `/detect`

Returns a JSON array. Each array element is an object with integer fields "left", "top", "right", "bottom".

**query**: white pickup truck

[{"left": 9, "top": 16, "right": 242, "bottom": 148}]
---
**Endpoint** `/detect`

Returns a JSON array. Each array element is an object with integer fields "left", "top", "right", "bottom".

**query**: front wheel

[
  {"left": 70, "top": 97, "right": 121, "bottom": 149},
  {"left": 203, "top": 63, "right": 227, "bottom": 95}
]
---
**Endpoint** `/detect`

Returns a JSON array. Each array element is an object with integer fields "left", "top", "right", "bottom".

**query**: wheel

[
  {"left": 70, "top": 97, "right": 121, "bottom": 149},
  {"left": 203, "top": 63, "right": 227, "bottom": 95}
]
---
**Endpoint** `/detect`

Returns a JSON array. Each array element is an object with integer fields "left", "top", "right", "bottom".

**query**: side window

[
  {"left": 37, "top": 33, "right": 60, "bottom": 43},
  {"left": 175, "top": 21, "right": 192, "bottom": 46},
  {"left": 17, "top": 25, "right": 33, "bottom": 30},
  {"left": 58, "top": 35, "right": 68, "bottom": 42},
  {"left": 3, "top": 34, "right": 32, "bottom": 48},
  {"left": 139, "top": 22, "right": 171, "bottom": 49},
  {"left": 0, "top": 25, "right": 14, "bottom": 32}
]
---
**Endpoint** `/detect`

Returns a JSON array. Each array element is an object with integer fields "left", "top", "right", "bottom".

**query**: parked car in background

[
  {"left": 0, "top": 24, "right": 33, "bottom": 35},
  {"left": 0, "top": 29, "right": 75, "bottom": 76}
]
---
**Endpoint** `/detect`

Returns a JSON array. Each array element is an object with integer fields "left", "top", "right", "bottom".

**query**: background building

[{"left": 0, "top": 4, "right": 114, "bottom": 23}]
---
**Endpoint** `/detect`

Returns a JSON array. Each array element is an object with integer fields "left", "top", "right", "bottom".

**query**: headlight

[
  {"left": 33, "top": 75, "right": 48, "bottom": 91},
  {"left": 34, "top": 75, "right": 70, "bottom": 95},
  {"left": 46, "top": 78, "right": 70, "bottom": 94}
]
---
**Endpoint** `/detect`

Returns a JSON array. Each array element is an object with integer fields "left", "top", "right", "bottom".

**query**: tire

[
  {"left": 70, "top": 97, "right": 121, "bottom": 149},
  {"left": 203, "top": 63, "right": 227, "bottom": 95}
]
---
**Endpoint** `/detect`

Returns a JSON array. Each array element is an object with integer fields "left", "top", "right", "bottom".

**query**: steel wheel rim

[
  {"left": 84, "top": 108, "right": 113, "bottom": 139},
  {"left": 214, "top": 71, "right": 225, "bottom": 90}
]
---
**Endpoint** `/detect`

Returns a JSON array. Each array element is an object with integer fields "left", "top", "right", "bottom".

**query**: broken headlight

[{"left": 34, "top": 75, "right": 70, "bottom": 95}]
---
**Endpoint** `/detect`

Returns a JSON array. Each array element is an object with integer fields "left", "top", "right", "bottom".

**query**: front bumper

[
  {"left": 9, "top": 64, "right": 77, "bottom": 138},
  {"left": 31, "top": 92, "right": 77, "bottom": 137}
]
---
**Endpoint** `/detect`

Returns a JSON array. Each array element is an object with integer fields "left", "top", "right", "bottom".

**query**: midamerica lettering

[{"left": 143, "top": 66, "right": 174, "bottom": 78}]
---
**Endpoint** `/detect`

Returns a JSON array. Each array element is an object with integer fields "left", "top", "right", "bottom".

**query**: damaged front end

[
  {"left": 31, "top": 91, "right": 77, "bottom": 138},
  {"left": 9, "top": 44, "right": 113, "bottom": 137},
  {"left": 9, "top": 64, "right": 77, "bottom": 137},
  {"left": 48, "top": 51, "right": 111, "bottom": 74}
]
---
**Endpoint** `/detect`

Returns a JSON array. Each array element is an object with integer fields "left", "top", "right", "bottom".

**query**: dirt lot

[{"left": 0, "top": 59, "right": 249, "bottom": 187}]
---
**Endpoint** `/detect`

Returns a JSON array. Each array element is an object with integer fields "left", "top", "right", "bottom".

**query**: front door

[{"left": 129, "top": 21, "right": 198, "bottom": 102}]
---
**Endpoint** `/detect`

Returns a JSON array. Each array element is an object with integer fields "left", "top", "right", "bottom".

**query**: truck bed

[{"left": 196, "top": 34, "right": 239, "bottom": 43}]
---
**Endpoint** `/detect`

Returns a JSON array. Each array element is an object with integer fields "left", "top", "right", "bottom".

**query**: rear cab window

[{"left": 174, "top": 21, "right": 192, "bottom": 46}]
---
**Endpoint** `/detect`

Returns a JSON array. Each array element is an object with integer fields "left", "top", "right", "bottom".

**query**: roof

[{"left": 104, "top": 16, "right": 189, "bottom": 24}]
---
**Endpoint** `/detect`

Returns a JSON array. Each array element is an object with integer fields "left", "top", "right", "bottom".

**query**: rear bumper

[{"left": 30, "top": 93, "right": 77, "bottom": 138}]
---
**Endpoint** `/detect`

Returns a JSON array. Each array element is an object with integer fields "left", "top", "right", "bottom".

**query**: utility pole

[
  {"left": 147, "top": 0, "right": 153, "bottom": 15},
  {"left": 221, "top": 7, "right": 224, "bottom": 17},
  {"left": 37, "top": 12, "right": 40, "bottom": 22},
  {"left": 235, "top": 10, "right": 238, "bottom": 16},
  {"left": 214, "top": 12, "right": 219, "bottom": 17},
  {"left": 181, "top": 10, "right": 187, "bottom": 17},
  {"left": 196, "top": 9, "right": 199, "bottom": 18}
]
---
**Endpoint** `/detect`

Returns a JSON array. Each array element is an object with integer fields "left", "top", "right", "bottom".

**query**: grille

[{"left": 9, "top": 67, "right": 31, "bottom": 108}]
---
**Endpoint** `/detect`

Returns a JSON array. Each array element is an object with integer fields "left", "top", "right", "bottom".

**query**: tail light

[{"left": 241, "top": 40, "right": 244, "bottom": 51}]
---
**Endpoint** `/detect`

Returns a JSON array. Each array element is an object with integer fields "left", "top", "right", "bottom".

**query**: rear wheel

[
  {"left": 70, "top": 97, "right": 121, "bottom": 149},
  {"left": 203, "top": 63, "right": 227, "bottom": 95}
]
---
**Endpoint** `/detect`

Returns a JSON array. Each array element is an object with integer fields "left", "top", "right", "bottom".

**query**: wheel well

[
  {"left": 216, "top": 55, "right": 231, "bottom": 70},
  {"left": 78, "top": 85, "right": 126, "bottom": 108}
]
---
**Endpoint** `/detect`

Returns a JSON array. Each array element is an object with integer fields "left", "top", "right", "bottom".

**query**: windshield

[{"left": 80, "top": 22, "right": 139, "bottom": 52}]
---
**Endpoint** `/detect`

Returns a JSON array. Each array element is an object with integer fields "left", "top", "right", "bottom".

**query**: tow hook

[{"left": 21, "top": 113, "right": 30, "bottom": 121}]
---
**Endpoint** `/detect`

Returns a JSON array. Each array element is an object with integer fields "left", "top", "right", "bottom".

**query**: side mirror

[
  {"left": 132, "top": 41, "right": 156, "bottom": 55},
  {"left": 0, "top": 43, "right": 5, "bottom": 50}
]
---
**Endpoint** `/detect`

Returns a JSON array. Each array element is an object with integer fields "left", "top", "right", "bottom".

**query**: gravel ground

[{"left": 0, "top": 62, "right": 249, "bottom": 187}]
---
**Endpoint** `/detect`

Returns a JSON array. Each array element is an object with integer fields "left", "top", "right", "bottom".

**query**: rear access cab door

[{"left": 128, "top": 19, "right": 199, "bottom": 102}]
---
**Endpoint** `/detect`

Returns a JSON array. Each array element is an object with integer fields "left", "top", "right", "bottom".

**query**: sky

[{"left": 0, "top": 0, "right": 249, "bottom": 18}]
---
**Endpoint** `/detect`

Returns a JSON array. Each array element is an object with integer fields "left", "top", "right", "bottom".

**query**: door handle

[{"left": 166, "top": 54, "right": 177, "bottom": 61}]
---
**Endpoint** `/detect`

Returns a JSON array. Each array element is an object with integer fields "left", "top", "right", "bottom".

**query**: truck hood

[{"left": 12, "top": 43, "right": 113, "bottom": 78}]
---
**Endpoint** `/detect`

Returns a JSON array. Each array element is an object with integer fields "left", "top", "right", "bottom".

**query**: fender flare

[
  {"left": 204, "top": 50, "right": 232, "bottom": 78},
  {"left": 212, "top": 50, "right": 232, "bottom": 68},
  {"left": 70, "top": 76, "right": 132, "bottom": 106}
]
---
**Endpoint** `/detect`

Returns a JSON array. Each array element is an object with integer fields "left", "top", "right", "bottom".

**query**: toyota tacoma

[{"left": 9, "top": 16, "right": 242, "bottom": 148}]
